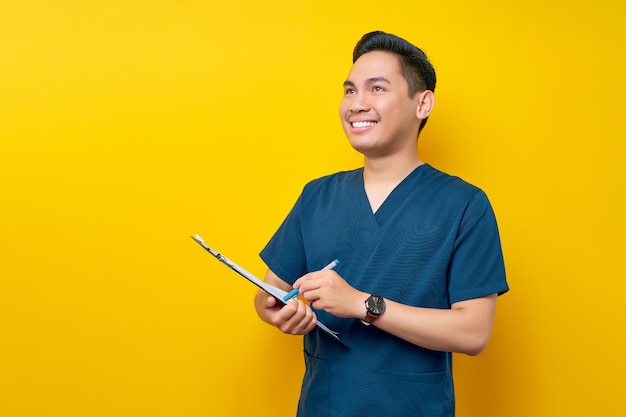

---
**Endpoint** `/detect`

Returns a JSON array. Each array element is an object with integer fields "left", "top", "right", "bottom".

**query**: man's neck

[
  {"left": 362, "top": 152, "right": 424, "bottom": 213},
  {"left": 363, "top": 152, "right": 423, "bottom": 186}
]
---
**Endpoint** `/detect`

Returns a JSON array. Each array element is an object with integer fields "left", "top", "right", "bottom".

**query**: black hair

[{"left": 353, "top": 31, "right": 436, "bottom": 132}]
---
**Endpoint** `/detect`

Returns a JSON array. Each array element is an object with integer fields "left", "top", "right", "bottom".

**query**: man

[{"left": 254, "top": 31, "right": 508, "bottom": 417}]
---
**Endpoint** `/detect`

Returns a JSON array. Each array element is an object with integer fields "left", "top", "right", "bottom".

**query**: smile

[{"left": 351, "top": 121, "right": 378, "bottom": 128}]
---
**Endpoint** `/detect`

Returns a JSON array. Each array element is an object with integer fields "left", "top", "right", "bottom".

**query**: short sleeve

[
  {"left": 448, "top": 190, "right": 508, "bottom": 304},
  {"left": 259, "top": 192, "right": 308, "bottom": 285}
]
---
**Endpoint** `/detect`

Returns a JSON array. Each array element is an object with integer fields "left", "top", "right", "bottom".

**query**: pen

[{"left": 282, "top": 259, "right": 340, "bottom": 302}]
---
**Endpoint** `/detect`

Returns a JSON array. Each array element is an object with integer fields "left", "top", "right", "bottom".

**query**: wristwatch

[{"left": 361, "top": 294, "right": 385, "bottom": 325}]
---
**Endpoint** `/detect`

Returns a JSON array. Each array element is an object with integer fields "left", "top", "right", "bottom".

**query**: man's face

[{"left": 339, "top": 51, "right": 422, "bottom": 158}]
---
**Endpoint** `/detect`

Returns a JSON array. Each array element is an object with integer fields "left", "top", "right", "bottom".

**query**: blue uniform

[{"left": 260, "top": 164, "right": 508, "bottom": 417}]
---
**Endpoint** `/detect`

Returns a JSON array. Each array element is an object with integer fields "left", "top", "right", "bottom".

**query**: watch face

[{"left": 366, "top": 295, "right": 385, "bottom": 314}]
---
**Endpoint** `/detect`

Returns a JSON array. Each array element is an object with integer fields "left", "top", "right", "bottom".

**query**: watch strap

[{"left": 360, "top": 310, "right": 379, "bottom": 325}]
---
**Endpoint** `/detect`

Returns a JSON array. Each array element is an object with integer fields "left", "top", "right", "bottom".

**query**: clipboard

[{"left": 191, "top": 234, "right": 348, "bottom": 347}]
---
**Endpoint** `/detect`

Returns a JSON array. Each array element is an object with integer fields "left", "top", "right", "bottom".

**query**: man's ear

[{"left": 416, "top": 90, "right": 435, "bottom": 120}]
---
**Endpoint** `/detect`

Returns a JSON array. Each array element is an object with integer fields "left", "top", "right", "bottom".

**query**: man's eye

[
  {"left": 373, "top": 86, "right": 385, "bottom": 92},
  {"left": 345, "top": 88, "right": 356, "bottom": 95}
]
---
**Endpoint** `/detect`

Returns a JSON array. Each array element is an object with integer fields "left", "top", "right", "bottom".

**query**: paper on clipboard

[{"left": 191, "top": 234, "right": 348, "bottom": 348}]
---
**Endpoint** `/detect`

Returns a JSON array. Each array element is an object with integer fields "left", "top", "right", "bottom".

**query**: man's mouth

[{"left": 351, "top": 121, "right": 378, "bottom": 128}]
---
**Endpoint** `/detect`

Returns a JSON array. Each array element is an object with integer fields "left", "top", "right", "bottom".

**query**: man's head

[{"left": 353, "top": 31, "right": 436, "bottom": 133}]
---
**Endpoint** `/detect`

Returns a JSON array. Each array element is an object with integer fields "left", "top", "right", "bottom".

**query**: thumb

[{"left": 264, "top": 295, "right": 278, "bottom": 309}]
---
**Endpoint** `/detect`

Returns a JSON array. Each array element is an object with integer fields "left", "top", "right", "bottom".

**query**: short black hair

[{"left": 353, "top": 31, "right": 437, "bottom": 132}]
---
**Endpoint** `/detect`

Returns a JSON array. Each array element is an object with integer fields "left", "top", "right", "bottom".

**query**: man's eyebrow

[
  {"left": 343, "top": 77, "right": 391, "bottom": 88},
  {"left": 366, "top": 76, "right": 391, "bottom": 85}
]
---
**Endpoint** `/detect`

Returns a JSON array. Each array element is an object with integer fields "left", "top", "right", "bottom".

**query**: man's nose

[{"left": 349, "top": 93, "right": 370, "bottom": 112}]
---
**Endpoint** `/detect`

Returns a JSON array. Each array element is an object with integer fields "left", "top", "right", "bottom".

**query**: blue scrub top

[{"left": 261, "top": 164, "right": 508, "bottom": 417}]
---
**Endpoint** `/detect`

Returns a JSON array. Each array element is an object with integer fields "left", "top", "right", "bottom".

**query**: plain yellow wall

[{"left": 1, "top": 1, "right": 624, "bottom": 416}]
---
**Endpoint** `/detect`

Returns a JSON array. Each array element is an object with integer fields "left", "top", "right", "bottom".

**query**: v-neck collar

[{"left": 353, "top": 164, "right": 428, "bottom": 228}]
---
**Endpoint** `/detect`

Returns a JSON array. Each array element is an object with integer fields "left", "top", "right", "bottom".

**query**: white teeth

[{"left": 351, "top": 121, "right": 377, "bottom": 128}]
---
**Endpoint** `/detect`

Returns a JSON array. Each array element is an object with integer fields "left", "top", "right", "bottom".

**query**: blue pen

[{"left": 283, "top": 259, "right": 340, "bottom": 302}]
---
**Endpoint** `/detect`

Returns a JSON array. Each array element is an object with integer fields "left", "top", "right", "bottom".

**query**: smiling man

[{"left": 254, "top": 31, "right": 509, "bottom": 417}]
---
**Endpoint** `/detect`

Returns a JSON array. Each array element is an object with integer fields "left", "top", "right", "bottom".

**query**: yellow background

[{"left": 1, "top": 1, "right": 624, "bottom": 416}]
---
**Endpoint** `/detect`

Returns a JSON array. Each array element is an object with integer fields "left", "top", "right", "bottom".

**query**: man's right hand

[{"left": 262, "top": 294, "right": 317, "bottom": 335}]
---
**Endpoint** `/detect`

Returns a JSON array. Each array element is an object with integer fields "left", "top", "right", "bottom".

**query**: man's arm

[
  {"left": 293, "top": 270, "right": 498, "bottom": 355},
  {"left": 253, "top": 269, "right": 318, "bottom": 335},
  {"left": 374, "top": 294, "right": 497, "bottom": 356}
]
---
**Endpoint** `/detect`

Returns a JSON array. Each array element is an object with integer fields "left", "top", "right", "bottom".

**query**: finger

[
  {"left": 303, "top": 313, "right": 318, "bottom": 333},
  {"left": 272, "top": 298, "right": 299, "bottom": 328},
  {"left": 280, "top": 300, "right": 314, "bottom": 334},
  {"left": 299, "top": 286, "right": 320, "bottom": 304},
  {"left": 264, "top": 294, "right": 278, "bottom": 309},
  {"left": 296, "top": 277, "right": 324, "bottom": 296},
  {"left": 283, "top": 299, "right": 307, "bottom": 322},
  {"left": 292, "top": 277, "right": 302, "bottom": 289},
  {"left": 292, "top": 274, "right": 310, "bottom": 290},
  {"left": 290, "top": 302, "right": 317, "bottom": 334}
]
